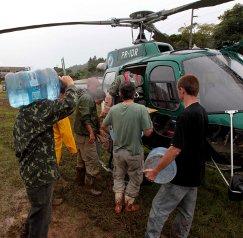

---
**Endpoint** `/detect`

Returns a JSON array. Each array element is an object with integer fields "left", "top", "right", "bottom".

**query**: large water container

[
  {"left": 5, "top": 68, "right": 60, "bottom": 108},
  {"left": 144, "top": 147, "right": 177, "bottom": 184}
]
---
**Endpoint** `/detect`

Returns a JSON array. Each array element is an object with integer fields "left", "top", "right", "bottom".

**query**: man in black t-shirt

[{"left": 145, "top": 74, "right": 208, "bottom": 238}]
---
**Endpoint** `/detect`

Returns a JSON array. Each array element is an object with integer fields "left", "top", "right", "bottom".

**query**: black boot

[
  {"left": 20, "top": 221, "right": 29, "bottom": 238},
  {"left": 76, "top": 166, "right": 85, "bottom": 186}
]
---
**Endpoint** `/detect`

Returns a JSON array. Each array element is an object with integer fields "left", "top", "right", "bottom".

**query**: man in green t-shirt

[{"left": 102, "top": 81, "right": 153, "bottom": 214}]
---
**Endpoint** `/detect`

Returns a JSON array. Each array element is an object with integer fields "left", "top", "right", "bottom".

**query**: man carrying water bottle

[
  {"left": 13, "top": 76, "right": 77, "bottom": 238},
  {"left": 144, "top": 75, "right": 208, "bottom": 238}
]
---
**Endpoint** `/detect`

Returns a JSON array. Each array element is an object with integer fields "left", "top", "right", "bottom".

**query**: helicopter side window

[
  {"left": 157, "top": 45, "right": 171, "bottom": 53},
  {"left": 149, "top": 65, "right": 178, "bottom": 110}
]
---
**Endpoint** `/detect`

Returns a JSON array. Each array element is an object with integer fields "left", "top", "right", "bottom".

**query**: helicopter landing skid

[{"left": 212, "top": 110, "right": 243, "bottom": 201}]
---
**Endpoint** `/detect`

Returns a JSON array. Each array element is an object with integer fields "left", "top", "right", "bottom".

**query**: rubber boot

[
  {"left": 114, "top": 192, "right": 124, "bottom": 214},
  {"left": 20, "top": 221, "right": 29, "bottom": 238},
  {"left": 76, "top": 166, "right": 85, "bottom": 186},
  {"left": 125, "top": 195, "right": 140, "bottom": 212},
  {"left": 85, "top": 174, "right": 102, "bottom": 196}
]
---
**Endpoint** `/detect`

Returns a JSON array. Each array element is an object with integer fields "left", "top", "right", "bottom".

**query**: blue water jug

[{"left": 5, "top": 68, "right": 60, "bottom": 108}]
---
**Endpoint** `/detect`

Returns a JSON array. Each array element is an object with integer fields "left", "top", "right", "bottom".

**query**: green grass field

[{"left": 0, "top": 91, "right": 242, "bottom": 238}]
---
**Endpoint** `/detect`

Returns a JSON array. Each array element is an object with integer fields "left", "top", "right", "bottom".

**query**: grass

[
  {"left": 0, "top": 91, "right": 242, "bottom": 237},
  {"left": 0, "top": 92, "right": 23, "bottom": 222}
]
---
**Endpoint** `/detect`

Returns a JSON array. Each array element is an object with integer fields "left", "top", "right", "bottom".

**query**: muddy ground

[{"left": 1, "top": 188, "right": 114, "bottom": 238}]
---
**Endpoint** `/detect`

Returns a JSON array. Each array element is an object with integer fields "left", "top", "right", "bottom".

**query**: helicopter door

[
  {"left": 143, "top": 61, "right": 181, "bottom": 144},
  {"left": 146, "top": 61, "right": 180, "bottom": 111},
  {"left": 102, "top": 71, "right": 117, "bottom": 93}
]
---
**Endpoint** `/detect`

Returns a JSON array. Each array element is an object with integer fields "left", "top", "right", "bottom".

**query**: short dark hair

[
  {"left": 119, "top": 81, "right": 136, "bottom": 100},
  {"left": 177, "top": 74, "right": 199, "bottom": 96}
]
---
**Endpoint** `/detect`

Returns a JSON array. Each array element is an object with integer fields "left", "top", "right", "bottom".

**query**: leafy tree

[
  {"left": 167, "top": 4, "right": 242, "bottom": 50},
  {"left": 54, "top": 67, "right": 74, "bottom": 77},
  {"left": 169, "top": 24, "right": 196, "bottom": 49},
  {"left": 213, "top": 4, "right": 243, "bottom": 48},
  {"left": 54, "top": 56, "right": 105, "bottom": 80},
  {"left": 194, "top": 24, "right": 215, "bottom": 48},
  {"left": 72, "top": 56, "right": 105, "bottom": 79}
]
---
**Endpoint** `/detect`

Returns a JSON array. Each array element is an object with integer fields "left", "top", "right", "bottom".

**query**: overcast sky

[{"left": 0, "top": 0, "right": 240, "bottom": 69}]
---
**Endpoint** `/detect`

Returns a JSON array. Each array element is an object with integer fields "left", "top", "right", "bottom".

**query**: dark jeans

[{"left": 25, "top": 182, "right": 54, "bottom": 238}]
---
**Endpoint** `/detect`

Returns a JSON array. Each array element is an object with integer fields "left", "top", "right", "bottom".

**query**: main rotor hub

[{"left": 129, "top": 11, "right": 154, "bottom": 20}]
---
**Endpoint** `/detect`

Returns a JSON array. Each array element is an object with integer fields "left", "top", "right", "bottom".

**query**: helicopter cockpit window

[
  {"left": 183, "top": 55, "right": 243, "bottom": 113},
  {"left": 149, "top": 66, "right": 179, "bottom": 110},
  {"left": 237, "top": 53, "right": 243, "bottom": 61},
  {"left": 230, "top": 59, "right": 243, "bottom": 78},
  {"left": 103, "top": 71, "right": 116, "bottom": 93},
  {"left": 158, "top": 45, "right": 171, "bottom": 53},
  {"left": 217, "top": 54, "right": 243, "bottom": 78}
]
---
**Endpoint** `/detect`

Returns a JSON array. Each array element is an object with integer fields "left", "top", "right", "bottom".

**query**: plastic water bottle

[
  {"left": 144, "top": 147, "right": 177, "bottom": 184},
  {"left": 5, "top": 68, "right": 60, "bottom": 108},
  {"left": 44, "top": 68, "right": 61, "bottom": 100}
]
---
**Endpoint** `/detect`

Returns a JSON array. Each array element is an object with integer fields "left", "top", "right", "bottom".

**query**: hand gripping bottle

[{"left": 5, "top": 68, "right": 60, "bottom": 108}]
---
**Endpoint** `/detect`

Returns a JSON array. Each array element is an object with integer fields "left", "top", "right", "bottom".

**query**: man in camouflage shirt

[
  {"left": 74, "top": 78, "right": 105, "bottom": 196},
  {"left": 13, "top": 76, "right": 77, "bottom": 238}
]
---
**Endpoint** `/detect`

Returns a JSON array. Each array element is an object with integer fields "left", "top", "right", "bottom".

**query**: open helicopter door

[
  {"left": 146, "top": 61, "right": 180, "bottom": 111},
  {"left": 211, "top": 110, "right": 243, "bottom": 201}
]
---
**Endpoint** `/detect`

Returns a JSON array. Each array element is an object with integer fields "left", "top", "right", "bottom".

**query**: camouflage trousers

[
  {"left": 145, "top": 183, "right": 197, "bottom": 238},
  {"left": 76, "top": 134, "right": 100, "bottom": 177},
  {"left": 113, "top": 149, "right": 144, "bottom": 199}
]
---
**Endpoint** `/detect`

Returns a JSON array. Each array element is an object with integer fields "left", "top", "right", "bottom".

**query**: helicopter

[{"left": 0, "top": 0, "right": 242, "bottom": 196}]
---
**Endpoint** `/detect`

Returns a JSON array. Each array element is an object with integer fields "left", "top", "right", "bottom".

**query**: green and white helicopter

[{"left": 1, "top": 0, "right": 242, "bottom": 199}]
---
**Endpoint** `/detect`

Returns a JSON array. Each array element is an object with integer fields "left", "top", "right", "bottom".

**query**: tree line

[
  {"left": 54, "top": 56, "right": 105, "bottom": 80},
  {"left": 157, "top": 4, "right": 242, "bottom": 49}
]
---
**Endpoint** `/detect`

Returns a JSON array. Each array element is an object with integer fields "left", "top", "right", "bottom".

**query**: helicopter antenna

[{"left": 189, "top": 9, "right": 198, "bottom": 48}]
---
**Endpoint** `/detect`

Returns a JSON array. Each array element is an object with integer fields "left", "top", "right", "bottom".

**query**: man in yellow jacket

[
  {"left": 53, "top": 116, "right": 77, "bottom": 165},
  {"left": 53, "top": 82, "right": 77, "bottom": 165}
]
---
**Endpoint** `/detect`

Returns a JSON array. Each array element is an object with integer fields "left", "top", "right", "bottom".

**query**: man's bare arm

[
  {"left": 101, "top": 123, "right": 108, "bottom": 131},
  {"left": 144, "top": 128, "right": 153, "bottom": 137},
  {"left": 144, "top": 146, "right": 181, "bottom": 181},
  {"left": 155, "top": 146, "right": 180, "bottom": 173},
  {"left": 85, "top": 123, "right": 95, "bottom": 144}
]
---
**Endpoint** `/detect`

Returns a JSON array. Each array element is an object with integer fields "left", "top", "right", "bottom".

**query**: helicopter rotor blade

[
  {"left": 0, "top": 0, "right": 234, "bottom": 35},
  {"left": 0, "top": 19, "right": 132, "bottom": 35},
  {"left": 145, "top": 0, "right": 234, "bottom": 24}
]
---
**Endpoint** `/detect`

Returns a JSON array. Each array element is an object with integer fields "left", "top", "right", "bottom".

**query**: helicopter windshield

[
  {"left": 183, "top": 55, "right": 243, "bottom": 113},
  {"left": 216, "top": 54, "right": 243, "bottom": 78}
]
